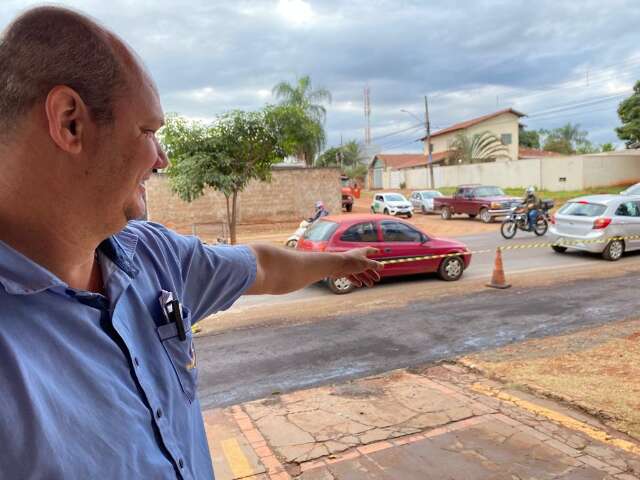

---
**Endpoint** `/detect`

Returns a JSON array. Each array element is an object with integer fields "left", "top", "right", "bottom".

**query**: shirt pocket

[{"left": 156, "top": 306, "right": 198, "bottom": 403}]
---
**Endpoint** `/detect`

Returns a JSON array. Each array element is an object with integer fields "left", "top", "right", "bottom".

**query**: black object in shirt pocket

[{"left": 156, "top": 306, "right": 198, "bottom": 403}]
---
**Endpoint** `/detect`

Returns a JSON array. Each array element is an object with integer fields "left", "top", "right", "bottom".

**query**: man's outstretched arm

[{"left": 246, "top": 244, "right": 383, "bottom": 295}]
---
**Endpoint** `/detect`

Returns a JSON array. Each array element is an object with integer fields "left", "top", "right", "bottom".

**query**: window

[
  {"left": 385, "top": 194, "right": 406, "bottom": 202},
  {"left": 381, "top": 221, "right": 423, "bottom": 242},
  {"left": 559, "top": 202, "right": 607, "bottom": 217},
  {"left": 475, "top": 186, "right": 505, "bottom": 197},
  {"left": 303, "top": 220, "right": 339, "bottom": 241},
  {"left": 375, "top": 195, "right": 383, "bottom": 202},
  {"left": 615, "top": 201, "right": 640, "bottom": 217},
  {"left": 501, "top": 133, "right": 512, "bottom": 145},
  {"left": 341, "top": 222, "right": 378, "bottom": 242},
  {"left": 421, "top": 191, "right": 442, "bottom": 199}
]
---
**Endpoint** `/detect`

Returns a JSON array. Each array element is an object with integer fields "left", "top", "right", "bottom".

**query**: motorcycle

[
  {"left": 500, "top": 200, "right": 554, "bottom": 239},
  {"left": 285, "top": 219, "right": 310, "bottom": 248}
]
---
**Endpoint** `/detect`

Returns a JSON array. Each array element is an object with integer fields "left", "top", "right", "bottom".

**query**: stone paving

[{"left": 204, "top": 363, "right": 640, "bottom": 479}]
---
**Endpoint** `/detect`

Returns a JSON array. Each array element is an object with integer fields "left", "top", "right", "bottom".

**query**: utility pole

[{"left": 424, "top": 95, "right": 434, "bottom": 189}]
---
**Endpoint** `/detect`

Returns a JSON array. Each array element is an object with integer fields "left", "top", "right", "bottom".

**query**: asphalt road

[
  {"left": 196, "top": 269, "right": 640, "bottom": 410},
  {"left": 230, "top": 230, "right": 630, "bottom": 309}
]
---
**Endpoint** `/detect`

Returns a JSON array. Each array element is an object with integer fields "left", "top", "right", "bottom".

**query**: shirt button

[
  {"left": 134, "top": 357, "right": 140, "bottom": 367},
  {"left": 178, "top": 459, "right": 184, "bottom": 469},
  {"left": 156, "top": 408, "right": 163, "bottom": 419}
]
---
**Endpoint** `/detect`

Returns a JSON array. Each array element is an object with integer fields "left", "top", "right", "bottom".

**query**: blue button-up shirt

[{"left": 0, "top": 221, "right": 256, "bottom": 479}]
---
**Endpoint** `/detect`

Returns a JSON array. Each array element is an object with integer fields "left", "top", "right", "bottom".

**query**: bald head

[{"left": 0, "top": 6, "right": 135, "bottom": 142}]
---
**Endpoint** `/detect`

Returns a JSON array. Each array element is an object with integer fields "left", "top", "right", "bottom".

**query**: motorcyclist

[
  {"left": 308, "top": 200, "right": 330, "bottom": 223},
  {"left": 522, "top": 186, "right": 541, "bottom": 231}
]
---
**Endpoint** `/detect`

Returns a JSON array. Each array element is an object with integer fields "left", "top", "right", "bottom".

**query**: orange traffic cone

[{"left": 487, "top": 247, "right": 511, "bottom": 289}]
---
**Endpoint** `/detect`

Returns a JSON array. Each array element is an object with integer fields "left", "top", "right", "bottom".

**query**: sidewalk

[{"left": 203, "top": 365, "right": 640, "bottom": 479}]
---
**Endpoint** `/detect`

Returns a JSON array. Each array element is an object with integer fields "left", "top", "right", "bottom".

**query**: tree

[
  {"left": 448, "top": 131, "right": 508, "bottom": 164},
  {"left": 600, "top": 142, "right": 615, "bottom": 152},
  {"left": 272, "top": 75, "right": 331, "bottom": 165},
  {"left": 161, "top": 111, "right": 287, "bottom": 244},
  {"left": 519, "top": 128, "right": 540, "bottom": 149},
  {"left": 540, "top": 123, "right": 593, "bottom": 155},
  {"left": 616, "top": 80, "right": 640, "bottom": 148},
  {"left": 316, "top": 140, "right": 366, "bottom": 169}
]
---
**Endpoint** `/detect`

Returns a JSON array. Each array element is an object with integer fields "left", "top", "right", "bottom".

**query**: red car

[{"left": 296, "top": 214, "right": 472, "bottom": 294}]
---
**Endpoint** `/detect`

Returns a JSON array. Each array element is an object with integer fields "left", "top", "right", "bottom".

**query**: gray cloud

[{"left": 2, "top": 0, "right": 639, "bottom": 151}]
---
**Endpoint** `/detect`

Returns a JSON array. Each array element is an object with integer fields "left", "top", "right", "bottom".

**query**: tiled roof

[
  {"left": 422, "top": 108, "right": 525, "bottom": 140},
  {"left": 518, "top": 147, "right": 562, "bottom": 158},
  {"left": 373, "top": 151, "right": 450, "bottom": 170}
]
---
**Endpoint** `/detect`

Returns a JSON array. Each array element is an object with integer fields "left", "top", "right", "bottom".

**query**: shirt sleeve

[{"left": 128, "top": 222, "right": 257, "bottom": 323}]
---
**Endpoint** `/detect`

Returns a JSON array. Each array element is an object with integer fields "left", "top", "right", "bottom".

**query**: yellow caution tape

[{"left": 379, "top": 235, "right": 640, "bottom": 265}]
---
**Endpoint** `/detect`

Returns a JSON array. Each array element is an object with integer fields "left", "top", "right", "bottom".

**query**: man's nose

[{"left": 154, "top": 138, "right": 169, "bottom": 170}]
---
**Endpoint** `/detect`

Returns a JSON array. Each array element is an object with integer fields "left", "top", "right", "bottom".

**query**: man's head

[{"left": 0, "top": 7, "right": 167, "bottom": 235}]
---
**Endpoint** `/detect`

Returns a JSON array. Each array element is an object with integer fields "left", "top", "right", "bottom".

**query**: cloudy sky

[{"left": 2, "top": 0, "right": 640, "bottom": 152}]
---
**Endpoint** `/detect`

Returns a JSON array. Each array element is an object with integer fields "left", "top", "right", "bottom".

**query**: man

[
  {"left": 308, "top": 200, "right": 330, "bottom": 223},
  {"left": 0, "top": 7, "right": 381, "bottom": 479},
  {"left": 523, "top": 186, "right": 541, "bottom": 231}
]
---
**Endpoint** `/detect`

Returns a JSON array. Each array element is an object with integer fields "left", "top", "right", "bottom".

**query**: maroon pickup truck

[{"left": 433, "top": 185, "right": 521, "bottom": 223}]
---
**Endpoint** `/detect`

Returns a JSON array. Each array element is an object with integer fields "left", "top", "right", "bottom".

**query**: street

[
  {"left": 195, "top": 267, "right": 640, "bottom": 410},
  {"left": 230, "top": 229, "right": 639, "bottom": 309}
]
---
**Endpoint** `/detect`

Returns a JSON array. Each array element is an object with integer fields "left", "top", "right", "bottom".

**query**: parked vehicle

[
  {"left": 410, "top": 190, "right": 443, "bottom": 214},
  {"left": 296, "top": 214, "right": 472, "bottom": 294},
  {"left": 285, "top": 219, "right": 310, "bottom": 248},
  {"left": 370, "top": 192, "right": 413, "bottom": 218},
  {"left": 549, "top": 195, "right": 640, "bottom": 261},
  {"left": 433, "top": 185, "right": 521, "bottom": 223},
  {"left": 620, "top": 182, "right": 640, "bottom": 196},
  {"left": 340, "top": 175, "right": 360, "bottom": 212},
  {"left": 500, "top": 200, "right": 554, "bottom": 239}
]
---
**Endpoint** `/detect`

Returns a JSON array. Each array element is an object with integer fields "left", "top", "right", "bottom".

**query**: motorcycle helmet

[
  {"left": 526, "top": 186, "right": 535, "bottom": 195},
  {"left": 315, "top": 200, "right": 324, "bottom": 210}
]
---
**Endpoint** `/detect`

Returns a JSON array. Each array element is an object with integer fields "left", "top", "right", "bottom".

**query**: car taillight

[
  {"left": 593, "top": 217, "right": 612, "bottom": 229},
  {"left": 550, "top": 213, "right": 556, "bottom": 225}
]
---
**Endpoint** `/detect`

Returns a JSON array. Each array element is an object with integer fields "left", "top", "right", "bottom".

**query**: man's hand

[{"left": 331, "top": 247, "right": 384, "bottom": 288}]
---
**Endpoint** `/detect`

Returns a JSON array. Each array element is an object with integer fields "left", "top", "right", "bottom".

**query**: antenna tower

[{"left": 364, "top": 86, "right": 371, "bottom": 145}]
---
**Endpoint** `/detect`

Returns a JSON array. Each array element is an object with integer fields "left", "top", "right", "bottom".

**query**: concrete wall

[
  {"left": 425, "top": 112, "right": 521, "bottom": 162},
  {"left": 145, "top": 167, "right": 342, "bottom": 231},
  {"left": 391, "top": 152, "right": 640, "bottom": 191}
]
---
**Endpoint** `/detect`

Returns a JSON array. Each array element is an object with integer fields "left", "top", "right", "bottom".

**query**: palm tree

[
  {"left": 272, "top": 75, "right": 331, "bottom": 165},
  {"left": 449, "top": 131, "right": 509, "bottom": 164}
]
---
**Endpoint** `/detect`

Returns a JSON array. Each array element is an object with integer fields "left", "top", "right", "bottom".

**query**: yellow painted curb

[{"left": 471, "top": 383, "right": 640, "bottom": 457}]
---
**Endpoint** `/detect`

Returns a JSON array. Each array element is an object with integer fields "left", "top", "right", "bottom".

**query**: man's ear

[{"left": 44, "top": 86, "right": 88, "bottom": 154}]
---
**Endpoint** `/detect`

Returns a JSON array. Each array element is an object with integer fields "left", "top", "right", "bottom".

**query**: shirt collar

[{"left": 0, "top": 227, "right": 139, "bottom": 296}]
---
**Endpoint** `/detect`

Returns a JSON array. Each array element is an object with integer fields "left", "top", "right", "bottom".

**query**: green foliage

[
  {"left": 316, "top": 140, "right": 365, "bottom": 169},
  {"left": 449, "top": 131, "right": 508, "bottom": 164},
  {"left": 600, "top": 142, "right": 615, "bottom": 152},
  {"left": 264, "top": 104, "right": 324, "bottom": 165},
  {"left": 343, "top": 163, "right": 368, "bottom": 181},
  {"left": 540, "top": 123, "right": 594, "bottom": 155},
  {"left": 519, "top": 128, "right": 540, "bottom": 149},
  {"left": 616, "top": 80, "right": 640, "bottom": 148},
  {"left": 271, "top": 75, "right": 331, "bottom": 165},
  {"left": 161, "top": 111, "right": 287, "bottom": 243}
]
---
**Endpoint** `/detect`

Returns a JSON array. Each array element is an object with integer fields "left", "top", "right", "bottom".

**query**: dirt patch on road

[{"left": 460, "top": 319, "right": 640, "bottom": 441}]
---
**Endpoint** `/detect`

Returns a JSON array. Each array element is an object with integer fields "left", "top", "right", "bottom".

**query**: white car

[
  {"left": 410, "top": 190, "right": 443, "bottom": 214},
  {"left": 621, "top": 183, "right": 640, "bottom": 196},
  {"left": 371, "top": 192, "right": 413, "bottom": 218},
  {"left": 549, "top": 194, "right": 640, "bottom": 261}
]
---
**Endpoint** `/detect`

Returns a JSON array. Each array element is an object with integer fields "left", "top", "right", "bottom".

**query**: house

[
  {"left": 422, "top": 108, "right": 525, "bottom": 163},
  {"left": 518, "top": 147, "right": 562, "bottom": 159},
  {"left": 368, "top": 153, "right": 448, "bottom": 189}
]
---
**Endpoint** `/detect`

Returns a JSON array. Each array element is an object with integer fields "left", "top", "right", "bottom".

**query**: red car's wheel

[
  {"left": 438, "top": 256, "right": 464, "bottom": 281},
  {"left": 327, "top": 277, "right": 355, "bottom": 294}
]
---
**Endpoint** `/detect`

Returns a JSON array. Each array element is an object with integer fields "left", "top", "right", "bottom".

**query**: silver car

[
  {"left": 549, "top": 194, "right": 640, "bottom": 261},
  {"left": 621, "top": 183, "right": 640, "bottom": 196},
  {"left": 410, "top": 190, "right": 443, "bottom": 214}
]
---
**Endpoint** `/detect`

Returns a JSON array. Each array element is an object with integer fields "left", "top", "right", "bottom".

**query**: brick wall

[{"left": 145, "top": 167, "right": 342, "bottom": 230}]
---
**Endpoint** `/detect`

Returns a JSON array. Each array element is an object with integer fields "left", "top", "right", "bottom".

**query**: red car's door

[
  {"left": 330, "top": 220, "right": 385, "bottom": 258},
  {"left": 378, "top": 220, "right": 439, "bottom": 276}
]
